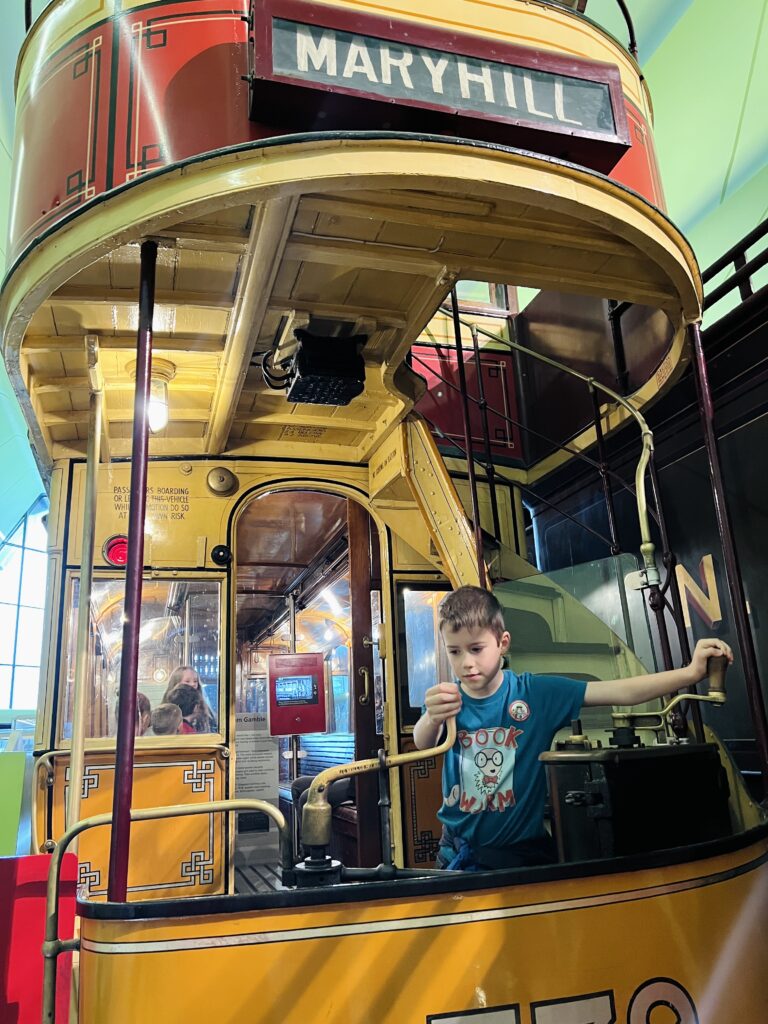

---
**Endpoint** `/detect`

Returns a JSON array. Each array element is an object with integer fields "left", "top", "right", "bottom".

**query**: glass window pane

[
  {"left": 0, "top": 605, "right": 18, "bottom": 662},
  {"left": 24, "top": 512, "right": 49, "bottom": 552},
  {"left": 11, "top": 666, "right": 41, "bottom": 710},
  {"left": 5, "top": 519, "right": 26, "bottom": 547},
  {"left": 15, "top": 606, "right": 44, "bottom": 666},
  {"left": 402, "top": 589, "right": 452, "bottom": 710},
  {"left": 0, "top": 546, "right": 23, "bottom": 604},
  {"left": 20, "top": 551, "right": 48, "bottom": 608},
  {"left": 0, "top": 666, "right": 11, "bottom": 708},
  {"left": 456, "top": 280, "right": 492, "bottom": 305},
  {"left": 60, "top": 578, "right": 222, "bottom": 741}
]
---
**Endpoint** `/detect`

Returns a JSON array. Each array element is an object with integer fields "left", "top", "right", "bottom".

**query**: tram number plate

[{"left": 428, "top": 979, "right": 698, "bottom": 1023}]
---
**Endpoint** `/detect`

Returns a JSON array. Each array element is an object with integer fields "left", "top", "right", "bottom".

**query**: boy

[
  {"left": 163, "top": 684, "right": 203, "bottom": 734},
  {"left": 148, "top": 702, "right": 183, "bottom": 736},
  {"left": 414, "top": 585, "right": 732, "bottom": 871}
]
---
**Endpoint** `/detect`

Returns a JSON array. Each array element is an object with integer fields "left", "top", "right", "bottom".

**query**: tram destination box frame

[
  {"left": 268, "top": 652, "right": 327, "bottom": 736},
  {"left": 249, "top": 0, "right": 630, "bottom": 172}
]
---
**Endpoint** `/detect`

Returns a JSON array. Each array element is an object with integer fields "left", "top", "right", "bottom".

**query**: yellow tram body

[
  {"left": 78, "top": 834, "right": 768, "bottom": 1022},
  {"left": 3, "top": 0, "right": 768, "bottom": 1020}
]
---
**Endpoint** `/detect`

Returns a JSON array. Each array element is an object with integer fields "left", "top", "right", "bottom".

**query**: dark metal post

[
  {"left": 377, "top": 750, "right": 393, "bottom": 867},
  {"left": 470, "top": 324, "right": 501, "bottom": 543},
  {"left": 647, "top": 459, "right": 704, "bottom": 742},
  {"left": 450, "top": 289, "right": 487, "bottom": 588},
  {"left": 589, "top": 384, "right": 620, "bottom": 555},
  {"left": 107, "top": 240, "right": 157, "bottom": 901},
  {"left": 607, "top": 301, "right": 629, "bottom": 395},
  {"left": 689, "top": 323, "right": 768, "bottom": 792}
]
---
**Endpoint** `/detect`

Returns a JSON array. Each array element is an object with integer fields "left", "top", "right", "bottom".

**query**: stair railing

[
  {"left": 702, "top": 216, "right": 768, "bottom": 313},
  {"left": 423, "top": 299, "right": 704, "bottom": 739},
  {"left": 438, "top": 305, "right": 659, "bottom": 590}
]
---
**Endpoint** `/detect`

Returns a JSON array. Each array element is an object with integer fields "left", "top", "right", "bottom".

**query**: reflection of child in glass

[
  {"left": 163, "top": 666, "right": 217, "bottom": 733},
  {"left": 165, "top": 684, "right": 203, "bottom": 734},
  {"left": 135, "top": 692, "right": 151, "bottom": 735},
  {"left": 149, "top": 703, "right": 183, "bottom": 736},
  {"left": 414, "top": 586, "right": 732, "bottom": 872}
]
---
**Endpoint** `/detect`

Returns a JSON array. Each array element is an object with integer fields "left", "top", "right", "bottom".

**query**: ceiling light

[{"left": 128, "top": 357, "right": 176, "bottom": 433}]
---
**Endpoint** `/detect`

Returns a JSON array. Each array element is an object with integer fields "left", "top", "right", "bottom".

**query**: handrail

[
  {"left": 702, "top": 216, "right": 768, "bottom": 284},
  {"left": 612, "top": 0, "right": 639, "bottom": 59},
  {"left": 423, "top": 414, "right": 614, "bottom": 550},
  {"left": 42, "top": 798, "right": 289, "bottom": 1024},
  {"left": 301, "top": 718, "right": 457, "bottom": 850},
  {"left": 700, "top": 215, "right": 768, "bottom": 312},
  {"left": 32, "top": 743, "right": 230, "bottom": 852},
  {"left": 438, "top": 308, "right": 659, "bottom": 586},
  {"left": 409, "top": 350, "right": 658, "bottom": 525},
  {"left": 541, "top": 1, "right": 638, "bottom": 59}
]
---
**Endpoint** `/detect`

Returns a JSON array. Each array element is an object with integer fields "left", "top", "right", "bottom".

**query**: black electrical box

[
  {"left": 286, "top": 331, "right": 366, "bottom": 406},
  {"left": 541, "top": 743, "right": 731, "bottom": 862}
]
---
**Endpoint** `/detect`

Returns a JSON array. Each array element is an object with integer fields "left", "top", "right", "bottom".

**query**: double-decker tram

[{"left": 3, "top": 0, "right": 768, "bottom": 1021}]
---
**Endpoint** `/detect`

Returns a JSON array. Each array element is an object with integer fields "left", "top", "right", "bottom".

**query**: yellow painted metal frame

[
  {"left": 75, "top": 830, "right": 768, "bottom": 1023},
  {"left": 2, "top": 138, "right": 701, "bottom": 474}
]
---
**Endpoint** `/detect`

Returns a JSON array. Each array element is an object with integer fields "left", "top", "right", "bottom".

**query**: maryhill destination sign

[{"left": 250, "top": 2, "right": 630, "bottom": 162}]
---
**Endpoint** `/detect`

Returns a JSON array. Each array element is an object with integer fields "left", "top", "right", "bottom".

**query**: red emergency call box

[{"left": 268, "top": 652, "right": 327, "bottom": 736}]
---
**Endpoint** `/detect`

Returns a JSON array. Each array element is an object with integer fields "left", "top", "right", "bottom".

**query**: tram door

[
  {"left": 395, "top": 583, "right": 452, "bottom": 868},
  {"left": 234, "top": 490, "right": 382, "bottom": 879}
]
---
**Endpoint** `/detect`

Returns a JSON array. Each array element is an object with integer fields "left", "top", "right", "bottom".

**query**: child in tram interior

[
  {"left": 163, "top": 665, "right": 218, "bottom": 733},
  {"left": 135, "top": 692, "right": 151, "bottom": 735},
  {"left": 414, "top": 586, "right": 733, "bottom": 871},
  {"left": 148, "top": 702, "right": 183, "bottom": 736},
  {"left": 165, "top": 684, "right": 204, "bottom": 735}
]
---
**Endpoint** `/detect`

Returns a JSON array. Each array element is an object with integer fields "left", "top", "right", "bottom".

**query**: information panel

[{"left": 268, "top": 652, "right": 327, "bottom": 736}]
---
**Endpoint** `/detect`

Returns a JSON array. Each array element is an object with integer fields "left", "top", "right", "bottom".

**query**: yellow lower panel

[
  {"left": 49, "top": 748, "right": 227, "bottom": 899},
  {"left": 78, "top": 836, "right": 768, "bottom": 1022}
]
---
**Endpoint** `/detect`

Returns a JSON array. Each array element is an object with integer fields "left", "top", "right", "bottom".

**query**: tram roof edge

[{"left": 0, "top": 135, "right": 703, "bottom": 466}]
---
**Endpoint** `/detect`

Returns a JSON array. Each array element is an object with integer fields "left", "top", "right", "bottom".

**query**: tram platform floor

[{"left": 235, "top": 862, "right": 285, "bottom": 893}]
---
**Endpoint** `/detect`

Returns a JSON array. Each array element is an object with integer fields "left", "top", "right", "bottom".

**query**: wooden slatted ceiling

[{"left": 18, "top": 181, "right": 686, "bottom": 461}]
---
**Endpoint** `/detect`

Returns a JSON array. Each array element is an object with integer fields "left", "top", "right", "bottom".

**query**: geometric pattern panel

[
  {"left": 399, "top": 735, "right": 444, "bottom": 868},
  {"left": 49, "top": 748, "right": 227, "bottom": 901}
]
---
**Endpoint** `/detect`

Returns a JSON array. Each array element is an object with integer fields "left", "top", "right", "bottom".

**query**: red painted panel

[
  {"left": 9, "top": 0, "right": 662, "bottom": 261},
  {"left": 412, "top": 344, "right": 522, "bottom": 460},
  {"left": 0, "top": 853, "right": 77, "bottom": 1024},
  {"left": 112, "top": 1, "right": 252, "bottom": 189},
  {"left": 11, "top": 23, "right": 114, "bottom": 258},
  {"left": 268, "top": 652, "right": 327, "bottom": 736},
  {"left": 608, "top": 101, "right": 666, "bottom": 210}
]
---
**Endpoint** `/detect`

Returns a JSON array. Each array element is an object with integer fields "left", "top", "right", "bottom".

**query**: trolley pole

[
  {"left": 688, "top": 323, "right": 768, "bottom": 794},
  {"left": 450, "top": 288, "right": 487, "bottom": 589},
  {"left": 68, "top": 377, "right": 103, "bottom": 843},
  {"left": 107, "top": 240, "right": 157, "bottom": 900}
]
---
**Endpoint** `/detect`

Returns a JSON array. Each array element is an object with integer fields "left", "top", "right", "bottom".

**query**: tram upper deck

[{"left": 2, "top": 0, "right": 699, "bottom": 479}]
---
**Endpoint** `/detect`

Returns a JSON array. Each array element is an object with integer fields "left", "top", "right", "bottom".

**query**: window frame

[
  {"left": 55, "top": 568, "right": 227, "bottom": 748},
  {"left": 394, "top": 577, "right": 451, "bottom": 732}
]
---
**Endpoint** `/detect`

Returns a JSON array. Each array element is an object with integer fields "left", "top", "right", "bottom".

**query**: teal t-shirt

[{"left": 437, "top": 670, "right": 586, "bottom": 847}]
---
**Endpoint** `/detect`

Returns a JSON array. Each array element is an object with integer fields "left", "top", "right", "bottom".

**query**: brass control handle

[
  {"left": 302, "top": 717, "right": 458, "bottom": 849},
  {"left": 358, "top": 666, "right": 371, "bottom": 705}
]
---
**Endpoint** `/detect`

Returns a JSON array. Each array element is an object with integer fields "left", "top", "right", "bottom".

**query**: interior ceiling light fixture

[{"left": 128, "top": 357, "right": 177, "bottom": 433}]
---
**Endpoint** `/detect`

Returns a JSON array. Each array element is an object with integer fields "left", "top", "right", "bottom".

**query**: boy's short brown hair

[
  {"left": 438, "top": 586, "right": 507, "bottom": 641},
  {"left": 151, "top": 703, "right": 182, "bottom": 735}
]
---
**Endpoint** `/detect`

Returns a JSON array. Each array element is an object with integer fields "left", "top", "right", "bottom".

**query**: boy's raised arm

[
  {"left": 583, "top": 638, "right": 733, "bottom": 708},
  {"left": 413, "top": 682, "right": 461, "bottom": 749}
]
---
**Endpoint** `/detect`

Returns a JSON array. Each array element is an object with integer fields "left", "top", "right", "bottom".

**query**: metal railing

[
  {"left": 702, "top": 216, "right": 768, "bottom": 313},
  {"left": 420, "top": 294, "right": 705, "bottom": 738},
  {"left": 42, "top": 798, "right": 290, "bottom": 1024},
  {"left": 437, "top": 304, "right": 658, "bottom": 584}
]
